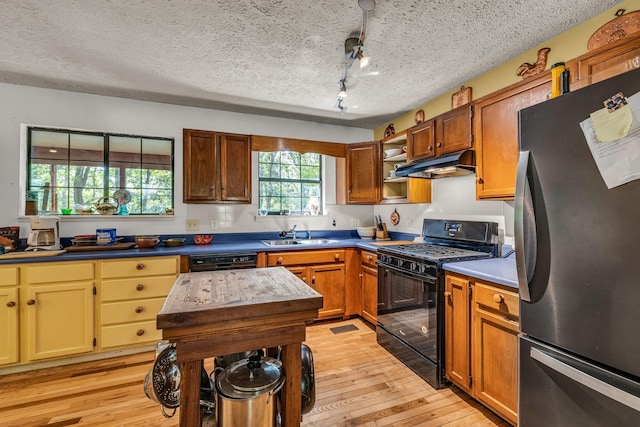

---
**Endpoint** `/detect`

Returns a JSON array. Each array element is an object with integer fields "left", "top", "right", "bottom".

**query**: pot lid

[{"left": 217, "top": 355, "right": 283, "bottom": 396}]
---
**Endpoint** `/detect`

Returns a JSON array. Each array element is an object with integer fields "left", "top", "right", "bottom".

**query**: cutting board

[
  {"left": 0, "top": 249, "right": 66, "bottom": 259},
  {"left": 370, "top": 240, "right": 416, "bottom": 246},
  {"left": 65, "top": 242, "right": 135, "bottom": 252}
]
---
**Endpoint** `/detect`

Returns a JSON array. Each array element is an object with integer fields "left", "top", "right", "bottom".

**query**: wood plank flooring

[{"left": 0, "top": 318, "right": 509, "bottom": 426}]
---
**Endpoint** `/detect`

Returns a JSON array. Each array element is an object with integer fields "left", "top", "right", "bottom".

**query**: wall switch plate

[
  {"left": 210, "top": 220, "right": 217, "bottom": 230},
  {"left": 186, "top": 219, "right": 199, "bottom": 231}
]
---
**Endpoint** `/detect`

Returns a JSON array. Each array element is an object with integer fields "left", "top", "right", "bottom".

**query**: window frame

[
  {"left": 258, "top": 151, "right": 323, "bottom": 216},
  {"left": 26, "top": 126, "right": 175, "bottom": 216}
]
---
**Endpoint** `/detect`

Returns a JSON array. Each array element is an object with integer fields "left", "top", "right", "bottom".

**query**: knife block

[{"left": 376, "top": 224, "right": 390, "bottom": 240}]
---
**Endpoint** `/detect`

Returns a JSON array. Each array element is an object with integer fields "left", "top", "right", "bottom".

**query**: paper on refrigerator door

[{"left": 580, "top": 91, "right": 640, "bottom": 189}]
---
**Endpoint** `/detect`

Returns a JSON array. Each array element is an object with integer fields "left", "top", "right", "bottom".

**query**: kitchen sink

[
  {"left": 261, "top": 238, "right": 339, "bottom": 246},
  {"left": 296, "top": 238, "right": 339, "bottom": 245}
]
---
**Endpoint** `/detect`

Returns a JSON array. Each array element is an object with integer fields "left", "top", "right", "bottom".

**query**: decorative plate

[
  {"left": 390, "top": 209, "right": 400, "bottom": 225},
  {"left": 113, "top": 189, "right": 132, "bottom": 205}
]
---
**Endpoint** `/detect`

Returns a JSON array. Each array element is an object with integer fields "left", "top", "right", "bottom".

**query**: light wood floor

[{"left": 0, "top": 318, "right": 509, "bottom": 426}]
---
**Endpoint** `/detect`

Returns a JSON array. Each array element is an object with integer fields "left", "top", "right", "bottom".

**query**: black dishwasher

[{"left": 188, "top": 252, "right": 258, "bottom": 272}]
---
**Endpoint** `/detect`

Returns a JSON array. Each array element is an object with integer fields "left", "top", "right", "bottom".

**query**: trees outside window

[
  {"left": 258, "top": 152, "right": 322, "bottom": 215},
  {"left": 27, "top": 127, "right": 174, "bottom": 215}
]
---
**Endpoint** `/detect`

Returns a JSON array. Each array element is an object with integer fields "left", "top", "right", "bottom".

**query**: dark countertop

[
  {"left": 0, "top": 230, "right": 401, "bottom": 264},
  {"left": 0, "top": 231, "right": 519, "bottom": 290},
  {"left": 443, "top": 250, "right": 518, "bottom": 290}
]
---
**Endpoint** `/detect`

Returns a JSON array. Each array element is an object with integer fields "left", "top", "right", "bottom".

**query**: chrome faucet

[{"left": 279, "top": 224, "right": 297, "bottom": 239}]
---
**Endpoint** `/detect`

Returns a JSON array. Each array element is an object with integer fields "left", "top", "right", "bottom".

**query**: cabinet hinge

[
  {"left": 470, "top": 106, "right": 474, "bottom": 119},
  {"left": 470, "top": 133, "right": 475, "bottom": 143},
  {"left": 469, "top": 376, "right": 473, "bottom": 388},
  {"left": 93, "top": 286, "right": 97, "bottom": 295},
  {"left": 468, "top": 286, "right": 473, "bottom": 298},
  {"left": 93, "top": 338, "right": 97, "bottom": 347}
]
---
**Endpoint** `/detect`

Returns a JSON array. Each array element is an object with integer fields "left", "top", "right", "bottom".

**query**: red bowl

[{"left": 193, "top": 235, "right": 213, "bottom": 245}]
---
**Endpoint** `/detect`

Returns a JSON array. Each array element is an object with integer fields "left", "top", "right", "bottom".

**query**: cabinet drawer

[
  {"left": 267, "top": 250, "right": 345, "bottom": 266},
  {"left": 101, "top": 320, "right": 161, "bottom": 349},
  {"left": 360, "top": 251, "right": 377, "bottom": 267},
  {"left": 0, "top": 266, "right": 19, "bottom": 286},
  {"left": 26, "top": 262, "right": 94, "bottom": 284},
  {"left": 101, "top": 297, "right": 166, "bottom": 325},
  {"left": 474, "top": 282, "right": 519, "bottom": 318},
  {"left": 101, "top": 276, "right": 175, "bottom": 301},
  {"left": 100, "top": 257, "right": 178, "bottom": 279}
]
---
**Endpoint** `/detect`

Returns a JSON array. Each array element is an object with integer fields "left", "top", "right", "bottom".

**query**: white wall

[
  {"left": 374, "top": 175, "right": 514, "bottom": 245},
  {"left": 0, "top": 82, "right": 512, "bottom": 242},
  {"left": 0, "top": 83, "right": 373, "bottom": 238}
]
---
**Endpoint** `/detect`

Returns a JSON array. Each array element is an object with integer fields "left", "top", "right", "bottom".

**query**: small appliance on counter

[{"left": 25, "top": 216, "right": 61, "bottom": 251}]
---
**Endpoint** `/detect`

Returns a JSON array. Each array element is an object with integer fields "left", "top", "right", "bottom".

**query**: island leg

[
  {"left": 280, "top": 343, "right": 302, "bottom": 427},
  {"left": 180, "top": 359, "right": 203, "bottom": 426}
]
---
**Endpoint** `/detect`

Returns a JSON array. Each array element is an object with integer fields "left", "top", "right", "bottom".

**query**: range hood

[{"left": 394, "top": 150, "right": 475, "bottom": 179}]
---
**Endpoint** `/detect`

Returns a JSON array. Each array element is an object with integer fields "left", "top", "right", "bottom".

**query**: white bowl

[
  {"left": 356, "top": 226, "right": 376, "bottom": 239},
  {"left": 384, "top": 148, "right": 402, "bottom": 158}
]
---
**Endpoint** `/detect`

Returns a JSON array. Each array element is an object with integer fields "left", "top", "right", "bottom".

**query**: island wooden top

[{"left": 157, "top": 267, "right": 323, "bottom": 330}]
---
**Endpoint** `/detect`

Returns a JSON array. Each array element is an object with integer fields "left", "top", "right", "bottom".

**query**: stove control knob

[
  {"left": 410, "top": 262, "right": 418, "bottom": 272},
  {"left": 397, "top": 259, "right": 404, "bottom": 267}
]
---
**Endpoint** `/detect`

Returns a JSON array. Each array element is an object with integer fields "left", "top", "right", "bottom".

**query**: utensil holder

[{"left": 376, "top": 223, "right": 389, "bottom": 240}]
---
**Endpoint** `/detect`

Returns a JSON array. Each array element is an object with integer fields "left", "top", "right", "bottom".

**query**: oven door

[{"left": 377, "top": 263, "right": 438, "bottom": 362}]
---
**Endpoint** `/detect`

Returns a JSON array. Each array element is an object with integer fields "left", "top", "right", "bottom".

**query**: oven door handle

[{"left": 378, "top": 263, "right": 437, "bottom": 283}]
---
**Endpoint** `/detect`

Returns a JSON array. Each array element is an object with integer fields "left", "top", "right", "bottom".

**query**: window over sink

[
  {"left": 258, "top": 151, "right": 322, "bottom": 215},
  {"left": 26, "top": 127, "right": 174, "bottom": 216}
]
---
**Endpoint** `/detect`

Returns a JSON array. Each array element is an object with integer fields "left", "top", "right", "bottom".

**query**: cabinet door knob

[
  {"left": 428, "top": 145, "right": 433, "bottom": 150},
  {"left": 334, "top": 253, "right": 340, "bottom": 261},
  {"left": 6, "top": 301, "right": 16, "bottom": 307},
  {"left": 311, "top": 275, "right": 316, "bottom": 284},
  {"left": 367, "top": 255, "right": 373, "bottom": 261},
  {"left": 302, "top": 276, "right": 307, "bottom": 282},
  {"left": 277, "top": 257, "right": 283, "bottom": 264},
  {"left": 436, "top": 142, "right": 442, "bottom": 147},
  {"left": 136, "top": 284, "right": 144, "bottom": 291},
  {"left": 26, "top": 299, "right": 36, "bottom": 305},
  {"left": 476, "top": 176, "right": 484, "bottom": 184},
  {"left": 136, "top": 263, "right": 145, "bottom": 270},
  {"left": 493, "top": 293, "right": 504, "bottom": 303},
  {"left": 444, "top": 291, "right": 452, "bottom": 298},
  {"left": 136, "top": 329, "right": 145, "bottom": 336},
  {"left": 135, "top": 306, "right": 143, "bottom": 314}
]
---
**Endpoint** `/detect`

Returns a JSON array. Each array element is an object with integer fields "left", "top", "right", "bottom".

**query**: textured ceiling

[{"left": 0, "top": 0, "right": 621, "bottom": 129}]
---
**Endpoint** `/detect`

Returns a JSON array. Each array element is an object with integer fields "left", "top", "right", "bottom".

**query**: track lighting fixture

[
  {"left": 338, "top": 80, "right": 347, "bottom": 98},
  {"left": 334, "top": 0, "right": 375, "bottom": 113}
]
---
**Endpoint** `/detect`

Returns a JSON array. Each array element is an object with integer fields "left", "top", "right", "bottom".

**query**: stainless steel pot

[{"left": 215, "top": 355, "right": 285, "bottom": 427}]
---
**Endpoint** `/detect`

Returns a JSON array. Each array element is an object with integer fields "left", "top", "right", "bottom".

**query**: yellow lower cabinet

[
  {"left": 97, "top": 256, "right": 179, "bottom": 351},
  {"left": 25, "top": 281, "right": 94, "bottom": 361},
  {"left": 0, "top": 287, "right": 19, "bottom": 365}
]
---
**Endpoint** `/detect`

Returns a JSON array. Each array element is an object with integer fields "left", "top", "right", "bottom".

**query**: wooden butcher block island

[{"left": 157, "top": 267, "right": 323, "bottom": 426}]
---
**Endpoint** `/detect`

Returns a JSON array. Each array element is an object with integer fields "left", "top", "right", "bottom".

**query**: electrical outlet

[
  {"left": 210, "top": 220, "right": 218, "bottom": 230},
  {"left": 186, "top": 219, "right": 199, "bottom": 231},
  {"left": 332, "top": 219, "right": 336, "bottom": 227}
]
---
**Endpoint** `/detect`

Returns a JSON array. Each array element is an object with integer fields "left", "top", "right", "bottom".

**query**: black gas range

[{"left": 376, "top": 219, "right": 500, "bottom": 389}]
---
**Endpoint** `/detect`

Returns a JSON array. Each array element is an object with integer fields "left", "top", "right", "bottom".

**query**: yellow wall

[{"left": 374, "top": 0, "right": 640, "bottom": 139}]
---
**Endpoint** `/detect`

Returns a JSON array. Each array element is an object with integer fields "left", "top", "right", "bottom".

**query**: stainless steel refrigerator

[{"left": 516, "top": 67, "right": 640, "bottom": 426}]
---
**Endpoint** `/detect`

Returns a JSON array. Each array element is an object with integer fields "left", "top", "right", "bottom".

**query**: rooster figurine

[{"left": 516, "top": 47, "right": 551, "bottom": 79}]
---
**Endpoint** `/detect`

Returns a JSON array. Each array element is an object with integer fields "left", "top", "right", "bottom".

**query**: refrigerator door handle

[
  {"left": 515, "top": 150, "right": 537, "bottom": 302},
  {"left": 531, "top": 347, "right": 640, "bottom": 411}
]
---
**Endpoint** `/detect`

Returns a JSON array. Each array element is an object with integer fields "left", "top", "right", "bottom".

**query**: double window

[
  {"left": 258, "top": 151, "right": 322, "bottom": 215},
  {"left": 27, "top": 127, "right": 174, "bottom": 215}
]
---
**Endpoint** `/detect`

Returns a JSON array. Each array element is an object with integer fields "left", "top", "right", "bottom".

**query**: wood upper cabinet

[
  {"left": 444, "top": 273, "right": 472, "bottom": 393},
  {"left": 571, "top": 33, "right": 640, "bottom": 88},
  {"left": 474, "top": 72, "right": 551, "bottom": 200},
  {"left": 407, "top": 104, "right": 472, "bottom": 163},
  {"left": 407, "top": 119, "right": 435, "bottom": 161},
  {"left": 435, "top": 103, "right": 473, "bottom": 156},
  {"left": 183, "top": 129, "right": 251, "bottom": 203},
  {"left": 345, "top": 142, "right": 380, "bottom": 204}
]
